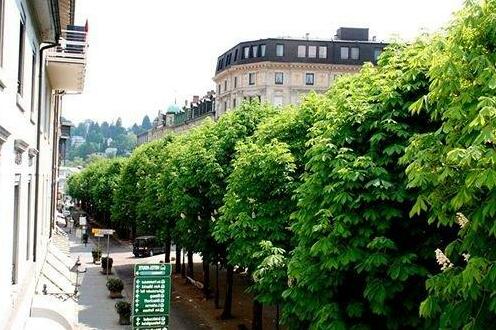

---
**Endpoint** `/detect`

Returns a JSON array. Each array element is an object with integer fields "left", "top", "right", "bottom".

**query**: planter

[
  {"left": 106, "top": 278, "right": 124, "bottom": 299},
  {"left": 109, "top": 290, "right": 123, "bottom": 299},
  {"left": 115, "top": 301, "right": 131, "bottom": 325},
  {"left": 92, "top": 248, "right": 102, "bottom": 264},
  {"left": 101, "top": 257, "right": 113, "bottom": 274},
  {"left": 118, "top": 314, "right": 131, "bottom": 325}
]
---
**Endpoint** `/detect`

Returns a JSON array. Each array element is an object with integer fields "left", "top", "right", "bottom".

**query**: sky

[{"left": 63, "top": 0, "right": 465, "bottom": 127}]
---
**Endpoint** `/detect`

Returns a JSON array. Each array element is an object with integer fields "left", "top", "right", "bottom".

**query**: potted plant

[
  {"left": 115, "top": 301, "right": 131, "bottom": 325},
  {"left": 106, "top": 277, "right": 124, "bottom": 298},
  {"left": 101, "top": 256, "right": 113, "bottom": 274},
  {"left": 91, "top": 247, "right": 102, "bottom": 264}
]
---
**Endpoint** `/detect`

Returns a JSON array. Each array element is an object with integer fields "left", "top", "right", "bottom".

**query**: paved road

[{"left": 102, "top": 237, "right": 210, "bottom": 330}]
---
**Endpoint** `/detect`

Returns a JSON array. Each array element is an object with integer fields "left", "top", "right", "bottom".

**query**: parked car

[{"left": 133, "top": 236, "right": 164, "bottom": 257}]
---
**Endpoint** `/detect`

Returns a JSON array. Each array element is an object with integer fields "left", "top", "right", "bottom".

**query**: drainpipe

[
  {"left": 33, "top": 42, "right": 58, "bottom": 262},
  {"left": 49, "top": 91, "right": 64, "bottom": 238}
]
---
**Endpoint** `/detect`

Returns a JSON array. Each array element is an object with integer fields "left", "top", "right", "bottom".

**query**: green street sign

[
  {"left": 133, "top": 264, "right": 172, "bottom": 330},
  {"left": 133, "top": 276, "right": 170, "bottom": 314},
  {"left": 134, "top": 264, "right": 172, "bottom": 277},
  {"left": 132, "top": 314, "right": 168, "bottom": 328}
]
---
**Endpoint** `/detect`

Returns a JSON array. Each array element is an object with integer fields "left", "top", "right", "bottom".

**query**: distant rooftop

[{"left": 215, "top": 27, "right": 388, "bottom": 75}]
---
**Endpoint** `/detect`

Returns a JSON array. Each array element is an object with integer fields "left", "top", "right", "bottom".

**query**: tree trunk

[
  {"left": 252, "top": 299, "right": 263, "bottom": 330},
  {"left": 220, "top": 264, "right": 234, "bottom": 319},
  {"left": 164, "top": 238, "right": 171, "bottom": 263},
  {"left": 187, "top": 251, "right": 194, "bottom": 278},
  {"left": 202, "top": 260, "right": 210, "bottom": 299},
  {"left": 275, "top": 304, "right": 280, "bottom": 330},
  {"left": 175, "top": 245, "right": 182, "bottom": 274},
  {"left": 214, "top": 262, "right": 220, "bottom": 309},
  {"left": 181, "top": 249, "right": 186, "bottom": 278},
  {"left": 131, "top": 222, "right": 137, "bottom": 240}
]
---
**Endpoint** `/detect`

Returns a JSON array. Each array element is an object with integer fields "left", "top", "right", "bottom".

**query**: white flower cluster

[
  {"left": 435, "top": 248, "right": 453, "bottom": 271},
  {"left": 455, "top": 212, "right": 469, "bottom": 229},
  {"left": 462, "top": 253, "right": 470, "bottom": 262}
]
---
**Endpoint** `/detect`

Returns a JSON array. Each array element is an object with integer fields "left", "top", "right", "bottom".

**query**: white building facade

[
  {"left": 213, "top": 28, "right": 387, "bottom": 117},
  {"left": 0, "top": 0, "right": 87, "bottom": 329}
]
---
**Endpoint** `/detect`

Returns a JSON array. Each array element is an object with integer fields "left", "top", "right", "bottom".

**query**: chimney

[
  {"left": 185, "top": 99, "right": 188, "bottom": 107},
  {"left": 335, "top": 27, "right": 369, "bottom": 41},
  {"left": 193, "top": 95, "right": 200, "bottom": 103}
]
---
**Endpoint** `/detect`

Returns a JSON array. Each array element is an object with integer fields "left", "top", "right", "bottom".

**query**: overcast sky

[{"left": 62, "top": 0, "right": 465, "bottom": 127}]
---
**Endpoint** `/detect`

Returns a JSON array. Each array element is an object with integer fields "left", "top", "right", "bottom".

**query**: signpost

[
  {"left": 132, "top": 264, "right": 171, "bottom": 330},
  {"left": 91, "top": 228, "right": 115, "bottom": 278}
]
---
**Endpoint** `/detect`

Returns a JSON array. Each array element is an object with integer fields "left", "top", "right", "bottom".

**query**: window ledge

[{"left": 16, "top": 94, "right": 27, "bottom": 112}]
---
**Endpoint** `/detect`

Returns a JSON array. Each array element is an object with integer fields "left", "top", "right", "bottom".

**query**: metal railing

[{"left": 47, "top": 27, "right": 88, "bottom": 62}]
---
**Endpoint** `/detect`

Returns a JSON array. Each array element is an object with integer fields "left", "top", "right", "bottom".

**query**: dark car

[{"left": 133, "top": 236, "right": 164, "bottom": 257}]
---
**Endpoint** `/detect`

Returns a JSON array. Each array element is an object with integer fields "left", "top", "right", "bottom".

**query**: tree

[
  {"left": 402, "top": 1, "right": 496, "bottom": 328},
  {"left": 141, "top": 115, "right": 152, "bottom": 131},
  {"left": 214, "top": 101, "right": 316, "bottom": 329},
  {"left": 283, "top": 41, "right": 448, "bottom": 329}
]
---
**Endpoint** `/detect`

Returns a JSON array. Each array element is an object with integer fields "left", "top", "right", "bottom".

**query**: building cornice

[
  {"left": 0, "top": 125, "right": 11, "bottom": 145},
  {"left": 214, "top": 61, "right": 360, "bottom": 81},
  {"left": 14, "top": 139, "right": 29, "bottom": 165}
]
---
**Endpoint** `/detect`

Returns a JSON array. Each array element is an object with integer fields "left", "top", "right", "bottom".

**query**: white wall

[{"left": 0, "top": 0, "right": 57, "bottom": 328}]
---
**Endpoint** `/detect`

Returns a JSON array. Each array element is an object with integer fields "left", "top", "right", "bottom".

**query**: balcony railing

[
  {"left": 48, "top": 28, "right": 88, "bottom": 62},
  {"left": 46, "top": 26, "right": 88, "bottom": 92}
]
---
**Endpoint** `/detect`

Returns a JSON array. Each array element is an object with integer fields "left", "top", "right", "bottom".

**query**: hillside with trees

[{"left": 66, "top": 115, "right": 152, "bottom": 164}]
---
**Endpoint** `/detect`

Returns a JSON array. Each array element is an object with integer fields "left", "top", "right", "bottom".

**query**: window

[
  {"left": 0, "top": 0, "right": 5, "bottom": 67},
  {"left": 234, "top": 49, "right": 238, "bottom": 62},
  {"left": 26, "top": 178, "right": 32, "bottom": 260},
  {"left": 275, "top": 72, "right": 284, "bottom": 85},
  {"left": 318, "top": 46, "right": 327, "bottom": 59},
  {"left": 297, "top": 45, "right": 306, "bottom": 58},
  {"left": 224, "top": 101, "right": 227, "bottom": 111},
  {"left": 234, "top": 76, "right": 238, "bottom": 88},
  {"left": 218, "top": 84, "right": 221, "bottom": 94},
  {"left": 351, "top": 47, "right": 359, "bottom": 60},
  {"left": 374, "top": 48, "right": 382, "bottom": 61},
  {"left": 308, "top": 46, "right": 317, "bottom": 58},
  {"left": 260, "top": 44, "right": 266, "bottom": 57},
  {"left": 251, "top": 45, "right": 258, "bottom": 57},
  {"left": 17, "top": 21, "right": 26, "bottom": 96},
  {"left": 249, "top": 73, "right": 255, "bottom": 85},
  {"left": 243, "top": 46, "right": 250, "bottom": 59},
  {"left": 226, "top": 54, "right": 231, "bottom": 66},
  {"left": 276, "top": 44, "right": 284, "bottom": 57},
  {"left": 233, "top": 98, "right": 237, "bottom": 108},
  {"left": 273, "top": 96, "right": 283, "bottom": 106},
  {"left": 305, "top": 73, "right": 314, "bottom": 85},
  {"left": 340, "top": 46, "right": 349, "bottom": 59},
  {"left": 12, "top": 175, "right": 21, "bottom": 284},
  {"left": 224, "top": 80, "right": 227, "bottom": 92}
]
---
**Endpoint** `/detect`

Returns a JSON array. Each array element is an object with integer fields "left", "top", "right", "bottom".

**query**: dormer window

[
  {"left": 297, "top": 45, "right": 306, "bottom": 58},
  {"left": 340, "top": 47, "right": 349, "bottom": 59},
  {"left": 243, "top": 46, "right": 250, "bottom": 59},
  {"left": 308, "top": 46, "right": 317, "bottom": 58}
]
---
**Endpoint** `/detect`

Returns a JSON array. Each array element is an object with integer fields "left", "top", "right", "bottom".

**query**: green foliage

[
  {"left": 283, "top": 39, "right": 444, "bottom": 329},
  {"left": 402, "top": 0, "right": 496, "bottom": 327},
  {"left": 65, "top": 3, "right": 496, "bottom": 328},
  {"left": 106, "top": 277, "right": 124, "bottom": 292},
  {"left": 67, "top": 157, "right": 124, "bottom": 226},
  {"left": 215, "top": 101, "right": 317, "bottom": 307}
]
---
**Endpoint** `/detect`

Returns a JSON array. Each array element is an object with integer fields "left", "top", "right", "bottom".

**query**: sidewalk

[{"left": 65, "top": 225, "right": 131, "bottom": 330}]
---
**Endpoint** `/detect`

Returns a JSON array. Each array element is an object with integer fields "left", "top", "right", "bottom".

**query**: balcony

[{"left": 46, "top": 26, "right": 88, "bottom": 93}]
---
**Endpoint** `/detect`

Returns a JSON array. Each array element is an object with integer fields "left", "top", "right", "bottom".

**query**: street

[{"left": 98, "top": 236, "right": 211, "bottom": 330}]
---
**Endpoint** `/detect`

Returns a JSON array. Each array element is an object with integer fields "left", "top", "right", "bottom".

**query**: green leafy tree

[
  {"left": 214, "top": 101, "right": 316, "bottom": 328},
  {"left": 402, "top": 1, "right": 496, "bottom": 328},
  {"left": 284, "top": 41, "right": 447, "bottom": 329}
]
